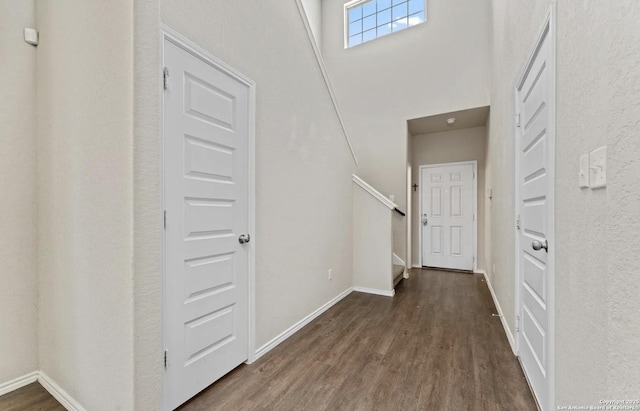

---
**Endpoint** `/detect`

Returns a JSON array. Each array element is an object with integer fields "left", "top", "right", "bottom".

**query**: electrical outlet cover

[
  {"left": 589, "top": 146, "right": 607, "bottom": 189},
  {"left": 578, "top": 153, "right": 589, "bottom": 188}
]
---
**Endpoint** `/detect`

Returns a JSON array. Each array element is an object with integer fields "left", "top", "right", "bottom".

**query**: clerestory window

[{"left": 345, "top": 0, "right": 426, "bottom": 48}]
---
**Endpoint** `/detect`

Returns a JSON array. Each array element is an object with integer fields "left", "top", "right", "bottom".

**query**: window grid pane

[{"left": 347, "top": 0, "right": 425, "bottom": 47}]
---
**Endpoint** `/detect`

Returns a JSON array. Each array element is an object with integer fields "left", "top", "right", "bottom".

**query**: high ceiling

[{"left": 408, "top": 106, "right": 490, "bottom": 136}]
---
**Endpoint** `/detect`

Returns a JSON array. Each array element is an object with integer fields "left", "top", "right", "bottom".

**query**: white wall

[
  {"left": 490, "top": 0, "right": 640, "bottom": 405},
  {"left": 353, "top": 184, "right": 393, "bottom": 293},
  {"left": 36, "top": 1, "right": 134, "bottom": 409},
  {"left": 322, "top": 0, "right": 492, "bottom": 264},
  {"left": 0, "top": 0, "right": 38, "bottom": 385},
  {"left": 410, "top": 126, "right": 487, "bottom": 271},
  {"left": 301, "top": 0, "right": 323, "bottom": 49},
  {"left": 134, "top": 2, "right": 357, "bottom": 407}
]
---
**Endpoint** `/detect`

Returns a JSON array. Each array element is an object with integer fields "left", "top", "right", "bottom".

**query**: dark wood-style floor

[
  {"left": 0, "top": 382, "right": 64, "bottom": 411},
  {"left": 0, "top": 269, "right": 536, "bottom": 411},
  {"left": 180, "top": 269, "right": 536, "bottom": 411}
]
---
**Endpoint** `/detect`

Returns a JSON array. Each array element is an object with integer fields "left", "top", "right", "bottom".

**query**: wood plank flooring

[
  {"left": 0, "top": 382, "right": 64, "bottom": 411},
  {"left": 179, "top": 269, "right": 537, "bottom": 411},
  {"left": 0, "top": 269, "right": 537, "bottom": 410}
]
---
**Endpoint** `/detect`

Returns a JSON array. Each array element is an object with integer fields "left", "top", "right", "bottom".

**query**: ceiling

[{"left": 407, "top": 106, "right": 490, "bottom": 136}]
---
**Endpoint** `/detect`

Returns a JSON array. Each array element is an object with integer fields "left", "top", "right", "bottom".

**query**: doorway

[
  {"left": 419, "top": 161, "right": 477, "bottom": 271},
  {"left": 162, "top": 28, "right": 256, "bottom": 410},
  {"left": 514, "top": 8, "right": 556, "bottom": 411}
]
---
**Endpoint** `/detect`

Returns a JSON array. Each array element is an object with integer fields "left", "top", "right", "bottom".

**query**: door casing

[
  {"left": 513, "top": 6, "right": 556, "bottom": 411},
  {"left": 160, "top": 25, "right": 257, "bottom": 411},
  {"left": 418, "top": 160, "right": 477, "bottom": 272}
]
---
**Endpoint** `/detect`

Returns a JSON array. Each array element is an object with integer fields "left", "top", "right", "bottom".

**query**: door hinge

[
  {"left": 515, "top": 113, "right": 521, "bottom": 128},
  {"left": 473, "top": 213, "right": 475, "bottom": 221},
  {"left": 163, "top": 67, "right": 169, "bottom": 90},
  {"left": 516, "top": 214, "right": 521, "bottom": 230},
  {"left": 516, "top": 315, "right": 521, "bottom": 332},
  {"left": 164, "top": 210, "right": 167, "bottom": 229},
  {"left": 164, "top": 349, "right": 168, "bottom": 368}
]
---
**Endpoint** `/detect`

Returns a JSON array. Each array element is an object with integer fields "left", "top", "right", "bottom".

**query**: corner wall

[
  {"left": 490, "top": 0, "right": 640, "bottom": 405},
  {"left": 36, "top": 0, "right": 135, "bottom": 409},
  {"left": 0, "top": 0, "right": 38, "bottom": 385}
]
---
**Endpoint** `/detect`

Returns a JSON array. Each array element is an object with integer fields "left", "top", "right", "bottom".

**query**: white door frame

[
  {"left": 160, "top": 25, "right": 256, "bottom": 411},
  {"left": 513, "top": 6, "right": 556, "bottom": 411},
  {"left": 418, "top": 160, "right": 477, "bottom": 272},
  {"left": 406, "top": 163, "right": 412, "bottom": 273}
]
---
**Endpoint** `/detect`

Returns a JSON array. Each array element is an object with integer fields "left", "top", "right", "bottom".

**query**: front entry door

[
  {"left": 164, "top": 36, "right": 251, "bottom": 410},
  {"left": 420, "top": 163, "right": 475, "bottom": 271},
  {"left": 516, "top": 16, "right": 554, "bottom": 410}
]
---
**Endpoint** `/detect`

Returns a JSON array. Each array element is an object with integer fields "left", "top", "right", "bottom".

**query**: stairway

[{"left": 393, "top": 264, "right": 405, "bottom": 286}]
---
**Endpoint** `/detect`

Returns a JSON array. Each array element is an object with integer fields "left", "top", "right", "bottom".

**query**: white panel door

[
  {"left": 164, "top": 38, "right": 250, "bottom": 410},
  {"left": 516, "top": 23, "right": 553, "bottom": 410},
  {"left": 421, "top": 164, "right": 474, "bottom": 271}
]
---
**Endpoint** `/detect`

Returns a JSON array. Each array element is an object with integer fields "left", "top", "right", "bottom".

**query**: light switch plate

[
  {"left": 578, "top": 153, "right": 589, "bottom": 188},
  {"left": 589, "top": 145, "right": 607, "bottom": 189}
]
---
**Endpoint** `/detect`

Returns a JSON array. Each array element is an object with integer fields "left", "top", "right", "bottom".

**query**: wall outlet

[{"left": 328, "top": 269, "right": 332, "bottom": 281}]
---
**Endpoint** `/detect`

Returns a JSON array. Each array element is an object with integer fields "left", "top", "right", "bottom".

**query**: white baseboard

[
  {"left": 254, "top": 287, "right": 354, "bottom": 361},
  {"left": 482, "top": 273, "right": 517, "bottom": 355},
  {"left": 0, "top": 371, "right": 38, "bottom": 396},
  {"left": 38, "top": 371, "right": 86, "bottom": 411},
  {"left": 474, "top": 269, "right": 486, "bottom": 275},
  {"left": 0, "top": 371, "right": 85, "bottom": 411},
  {"left": 412, "top": 264, "right": 421, "bottom": 268},
  {"left": 353, "top": 286, "right": 395, "bottom": 297}
]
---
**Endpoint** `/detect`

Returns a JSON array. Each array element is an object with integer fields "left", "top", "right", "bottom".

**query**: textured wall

[
  {"left": 134, "top": 1, "right": 357, "bottom": 406},
  {"left": 353, "top": 185, "right": 393, "bottom": 292},
  {"left": 604, "top": 2, "right": 640, "bottom": 398},
  {"left": 322, "top": 0, "right": 492, "bottom": 264},
  {"left": 160, "top": 0, "right": 355, "bottom": 353},
  {"left": 132, "top": 0, "right": 162, "bottom": 409},
  {"left": 490, "top": 0, "right": 640, "bottom": 406},
  {"left": 0, "top": 0, "right": 38, "bottom": 385},
  {"left": 36, "top": 1, "right": 135, "bottom": 409},
  {"left": 409, "top": 126, "right": 487, "bottom": 271}
]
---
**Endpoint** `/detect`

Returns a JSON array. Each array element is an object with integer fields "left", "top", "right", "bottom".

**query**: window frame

[{"left": 343, "top": 0, "right": 427, "bottom": 48}]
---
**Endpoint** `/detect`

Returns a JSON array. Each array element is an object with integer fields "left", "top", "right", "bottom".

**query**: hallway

[
  {"left": 179, "top": 269, "right": 537, "bottom": 410},
  {"left": 0, "top": 269, "right": 537, "bottom": 410}
]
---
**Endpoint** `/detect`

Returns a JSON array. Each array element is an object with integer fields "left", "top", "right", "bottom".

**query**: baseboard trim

[
  {"left": 38, "top": 371, "right": 86, "bottom": 411},
  {"left": 0, "top": 371, "right": 38, "bottom": 396},
  {"left": 353, "top": 286, "right": 395, "bottom": 297},
  {"left": 411, "top": 264, "right": 421, "bottom": 268},
  {"left": 254, "top": 287, "right": 354, "bottom": 361},
  {"left": 474, "top": 269, "right": 486, "bottom": 275},
  {"left": 482, "top": 273, "right": 517, "bottom": 355},
  {"left": 0, "top": 371, "right": 85, "bottom": 411}
]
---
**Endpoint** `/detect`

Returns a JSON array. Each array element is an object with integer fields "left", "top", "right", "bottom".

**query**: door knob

[
  {"left": 531, "top": 239, "right": 548, "bottom": 252},
  {"left": 422, "top": 214, "right": 428, "bottom": 226},
  {"left": 238, "top": 234, "right": 251, "bottom": 244}
]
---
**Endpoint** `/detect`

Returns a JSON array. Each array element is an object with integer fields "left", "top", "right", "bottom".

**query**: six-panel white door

[
  {"left": 420, "top": 163, "right": 475, "bottom": 271},
  {"left": 164, "top": 38, "right": 251, "bottom": 410},
  {"left": 516, "top": 23, "right": 553, "bottom": 410}
]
